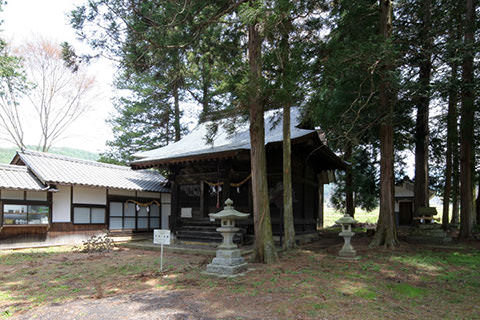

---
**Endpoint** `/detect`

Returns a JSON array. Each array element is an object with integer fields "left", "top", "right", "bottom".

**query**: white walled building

[{"left": 0, "top": 150, "right": 170, "bottom": 249}]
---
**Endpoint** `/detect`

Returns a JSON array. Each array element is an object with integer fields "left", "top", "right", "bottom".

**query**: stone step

[
  {"left": 179, "top": 225, "right": 219, "bottom": 232},
  {"left": 179, "top": 219, "right": 219, "bottom": 226},
  {"left": 176, "top": 230, "right": 243, "bottom": 244},
  {"left": 177, "top": 236, "right": 222, "bottom": 243},
  {"left": 416, "top": 224, "right": 443, "bottom": 230},
  {"left": 177, "top": 230, "right": 223, "bottom": 238}
]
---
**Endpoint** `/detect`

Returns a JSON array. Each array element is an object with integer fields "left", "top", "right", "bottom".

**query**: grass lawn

[
  {"left": 324, "top": 207, "right": 380, "bottom": 227},
  {"left": 1, "top": 238, "right": 479, "bottom": 319},
  {"left": 323, "top": 205, "right": 447, "bottom": 228}
]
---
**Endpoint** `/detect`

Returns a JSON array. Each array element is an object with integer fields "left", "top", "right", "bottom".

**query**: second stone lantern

[
  {"left": 335, "top": 213, "right": 360, "bottom": 260},
  {"left": 206, "top": 198, "right": 250, "bottom": 276}
]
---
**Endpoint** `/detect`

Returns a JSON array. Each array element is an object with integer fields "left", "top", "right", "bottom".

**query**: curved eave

[
  {"left": 130, "top": 150, "right": 242, "bottom": 169},
  {"left": 130, "top": 132, "right": 347, "bottom": 171},
  {"left": 44, "top": 181, "right": 169, "bottom": 193},
  {"left": 0, "top": 186, "right": 50, "bottom": 192}
]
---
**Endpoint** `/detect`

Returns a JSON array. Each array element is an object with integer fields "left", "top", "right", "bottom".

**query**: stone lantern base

[
  {"left": 205, "top": 249, "right": 248, "bottom": 276},
  {"left": 337, "top": 231, "right": 360, "bottom": 260}
]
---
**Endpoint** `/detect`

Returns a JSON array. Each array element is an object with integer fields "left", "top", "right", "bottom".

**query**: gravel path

[{"left": 14, "top": 290, "right": 245, "bottom": 320}]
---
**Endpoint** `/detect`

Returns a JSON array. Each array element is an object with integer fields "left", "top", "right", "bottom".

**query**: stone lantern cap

[
  {"left": 209, "top": 199, "right": 250, "bottom": 220},
  {"left": 335, "top": 213, "right": 357, "bottom": 225}
]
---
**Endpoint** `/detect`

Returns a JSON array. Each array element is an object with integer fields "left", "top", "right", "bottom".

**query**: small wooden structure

[
  {"left": 394, "top": 178, "right": 435, "bottom": 226},
  {"left": 132, "top": 108, "right": 345, "bottom": 243}
]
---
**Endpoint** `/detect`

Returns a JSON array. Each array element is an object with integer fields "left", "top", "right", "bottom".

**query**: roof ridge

[
  {"left": 20, "top": 149, "right": 133, "bottom": 171},
  {"left": 0, "top": 163, "right": 29, "bottom": 171}
]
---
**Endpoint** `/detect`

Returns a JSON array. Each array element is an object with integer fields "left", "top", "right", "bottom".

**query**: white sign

[
  {"left": 154, "top": 229, "right": 171, "bottom": 245},
  {"left": 180, "top": 207, "right": 192, "bottom": 218}
]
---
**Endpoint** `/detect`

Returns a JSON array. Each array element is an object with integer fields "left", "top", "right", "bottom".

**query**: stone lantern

[
  {"left": 206, "top": 198, "right": 250, "bottom": 276},
  {"left": 335, "top": 213, "right": 359, "bottom": 260}
]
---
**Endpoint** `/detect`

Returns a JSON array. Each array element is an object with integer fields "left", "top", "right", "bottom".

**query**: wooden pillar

[
  {"left": 222, "top": 159, "right": 232, "bottom": 204},
  {"left": 134, "top": 191, "right": 138, "bottom": 231},
  {"left": 47, "top": 190, "right": 53, "bottom": 226},
  {"left": 70, "top": 185, "right": 74, "bottom": 223},
  {"left": 200, "top": 181, "right": 206, "bottom": 218},
  {"left": 301, "top": 160, "right": 307, "bottom": 234},
  {"left": 318, "top": 183, "right": 324, "bottom": 229},
  {"left": 317, "top": 174, "right": 324, "bottom": 229},
  {"left": 106, "top": 189, "right": 109, "bottom": 230},
  {"left": 169, "top": 166, "right": 180, "bottom": 232}
]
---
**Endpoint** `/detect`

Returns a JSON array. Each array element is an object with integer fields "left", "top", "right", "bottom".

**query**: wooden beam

[
  {"left": 200, "top": 181, "right": 205, "bottom": 218},
  {"left": 47, "top": 191, "right": 53, "bottom": 225},
  {"left": 70, "top": 185, "right": 73, "bottom": 223},
  {"left": 131, "top": 150, "right": 240, "bottom": 169},
  {"left": 318, "top": 183, "right": 324, "bottom": 229},
  {"left": 169, "top": 166, "right": 180, "bottom": 233},
  {"left": 222, "top": 159, "right": 232, "bottom": 204}
]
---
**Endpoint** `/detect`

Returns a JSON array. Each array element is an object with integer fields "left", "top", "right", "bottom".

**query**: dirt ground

[{"left": 1, "top": 234, "right": 480, "bottom": 320}]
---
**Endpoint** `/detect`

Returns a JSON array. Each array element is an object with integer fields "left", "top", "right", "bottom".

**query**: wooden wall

[{"left": 171, "top": 137, "right": 326, "bottom": 236}]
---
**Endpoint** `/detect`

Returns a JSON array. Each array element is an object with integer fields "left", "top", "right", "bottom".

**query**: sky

[{"left": 1, "top": 0, "right": 115, "bottom": 153}]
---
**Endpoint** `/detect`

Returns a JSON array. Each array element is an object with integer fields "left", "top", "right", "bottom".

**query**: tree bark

[
  {"left": 451, "top": 134, "right": 460, "bottom": 224},
  {"left": 278, "top": 8, "right": 295, "bottom": 251},
  {"left": 173, "top": 80, "right": 181, "bottom": 142},
  {"left": 476, "top": 180, "right": 480, "bottom": 226},
  {"left": 459, "top": 0, "right": 475, "bottom": 239},
  {"left": 442, "top": 63, "right": 458, "bottom": 229},
  {"left": 345, "top": 142, "right": 355, "bottom": 218},
  {"left": 414, "top": 0, "right": 432, "bottom": 215},
  {"left": 248, "top": 16, "right": 278, "bottom": 263},
  {"left": 282, "top": 104, "right": 295, "bottom": 250},
  {"left": 370, "top": 0, "right": 398, "bottom": 248}
]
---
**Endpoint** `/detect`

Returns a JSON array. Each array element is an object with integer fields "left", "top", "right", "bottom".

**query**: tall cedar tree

[
  {"left": 247, "top": 1, "right": 278, "bottom": 263},
  {"left": 70, "top": 1, "right": 244, "bottom": 163},
  {"left": 306, "top": 0, "right": 383, "bottom": 217},
  {"left": 413, "top": 0, "right": 433, "bottom": 214},
  {"left": 459, "top": 0, "right": 476, "bottom": 238},
  {"left": 370, "top": 0, "right": 398, "bottom": 248},
  {"left": 277, "top": 0, "right": 295, "bottom": 250},
  {"left": 441, "top": 0, "right": 462, "bottom": 229}
]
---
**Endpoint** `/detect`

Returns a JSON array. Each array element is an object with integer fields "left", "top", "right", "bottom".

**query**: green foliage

[
  {"left": 69, "top": 0, "right": 480, "bottom": 231},
  {"left": 71, "top": 1, "right": 247, "bottom": 163},
  {"left": 330, "top": 145, "right": 378, "bottom": 212}
]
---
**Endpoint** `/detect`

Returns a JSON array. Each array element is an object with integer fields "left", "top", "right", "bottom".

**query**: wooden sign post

[{"left": 153, "top": 229, "right": 171, "bottom": 271}]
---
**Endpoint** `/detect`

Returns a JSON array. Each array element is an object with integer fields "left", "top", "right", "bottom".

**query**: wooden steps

[{"left": 176, "top": 219, "right": 245, "bottom": 244}]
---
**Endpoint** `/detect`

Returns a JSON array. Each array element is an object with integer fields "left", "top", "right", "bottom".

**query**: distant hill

[{"left": 0, "top": 146, "right": 99, "bottom": 164}]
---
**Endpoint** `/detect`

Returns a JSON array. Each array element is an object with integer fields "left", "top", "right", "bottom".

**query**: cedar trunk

[
  {"left": 476, "top": 181, "right": 480, "bottom": 226},
  {"left": 442, "top": 63, "right": 458, "bottom": 229},
  {"left": 279, "top": 12, "right": 295, "bottom": 251},
  {"left": 414, "top": 0, "right": 432, "bottom": 215},
  {"left": 173, "top": 80, "right": 181, "bottom": 142},
  {"left": 248, "top": 19, "right": 278, "bottom": 263},
  {"left": 370, "top": 0, "right": 398, "bottom": 248},
  {"left": 283, "top": 104, "right": 295, "bottom": 250},
  {"left": 451, "top": 138, "right": 460, "bottom": 224},
  {"left": 345, "top": 143, "right": 354, "bottom": 218},
  {"left": 459, "top": 0, "right": 475, "bottom": 239}
]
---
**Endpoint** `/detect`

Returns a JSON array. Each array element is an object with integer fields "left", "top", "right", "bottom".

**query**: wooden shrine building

[{"left": 131, "top": 108, "right": 346, "bottom": 243}]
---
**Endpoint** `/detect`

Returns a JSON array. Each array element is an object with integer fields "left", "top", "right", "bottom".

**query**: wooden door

[{"left": 399, "top": 202, "right": 413, "bottom": 225}]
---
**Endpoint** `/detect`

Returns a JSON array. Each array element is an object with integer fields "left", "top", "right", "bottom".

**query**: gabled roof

[
  {"left": 132, "top": 108, "right": 346, "bottom": 169},
  {"left": 0, "top": 163, "right": 48, "bottom": 191},
  {"left": 11, "top": 150, "right": 168, "bottom": 193}
]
